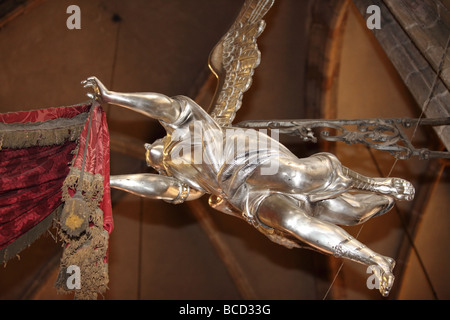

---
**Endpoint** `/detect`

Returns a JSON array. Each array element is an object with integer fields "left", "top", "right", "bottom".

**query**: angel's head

[{"left": 145, "top": 139, "right": 165, "bottom": 172}]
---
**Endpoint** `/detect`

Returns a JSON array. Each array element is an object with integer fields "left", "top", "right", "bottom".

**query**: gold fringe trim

[{"left": 0, "top": 112, "right": 87, "bottom": 149}]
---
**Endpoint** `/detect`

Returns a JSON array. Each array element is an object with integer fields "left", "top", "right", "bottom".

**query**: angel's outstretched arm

[
  {"left": 82, "top": 76, "right": 181, "bottom": 123},
  {"left": 111, "top": 174, "right": 204, "bottom": 204}
]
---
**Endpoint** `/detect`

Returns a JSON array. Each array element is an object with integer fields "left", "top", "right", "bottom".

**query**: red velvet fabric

[
  {"left": 0, "top": 142, "right": 76, "bottom": 249},
  {"left": 0, "top": 103, "right": 113, "bottom": 254}
]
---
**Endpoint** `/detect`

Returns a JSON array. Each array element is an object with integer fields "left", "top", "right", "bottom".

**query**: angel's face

[{"left": 145, "top": 139, "right": 164, "bottom": 171}]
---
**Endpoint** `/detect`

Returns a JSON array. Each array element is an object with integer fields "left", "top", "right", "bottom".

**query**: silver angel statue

[{"left": 83, "top": 0, "right": 414, "bottom": 297}]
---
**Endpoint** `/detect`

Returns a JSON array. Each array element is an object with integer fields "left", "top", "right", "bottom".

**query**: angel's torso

[{"left": 152, "top": 96, "right": 295, "bottom": 200}]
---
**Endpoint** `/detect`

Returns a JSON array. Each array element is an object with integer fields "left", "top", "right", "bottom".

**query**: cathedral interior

[{"left": 0, "top": 0, "right": 449, "bottom": 300}]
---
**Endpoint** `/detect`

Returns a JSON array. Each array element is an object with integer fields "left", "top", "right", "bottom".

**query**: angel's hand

[{"left": 81, "top": 76, "right": 110, "bottom": 102}]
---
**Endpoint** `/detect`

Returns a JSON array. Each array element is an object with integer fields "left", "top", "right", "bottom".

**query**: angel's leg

[
  {"left": 312, "top": 192, "right": 394, "bottom": 226},
  {"left": 110, "top": 174, "right": 204, "bottom": 204},
  {"left": 247, "top": 152, "right": 414, "bottom": 201},
  {"left": 256, "top": 193, "right": 395, "bottom": 296}
]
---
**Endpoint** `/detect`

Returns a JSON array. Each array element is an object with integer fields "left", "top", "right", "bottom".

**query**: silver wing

[{"left": 207, "top": 0, "right": 275, "bottom": 127}]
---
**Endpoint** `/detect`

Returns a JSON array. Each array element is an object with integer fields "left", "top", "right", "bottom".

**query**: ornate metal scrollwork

[{"left": 236, "top": 117, "right": 450, "bottom": 160}]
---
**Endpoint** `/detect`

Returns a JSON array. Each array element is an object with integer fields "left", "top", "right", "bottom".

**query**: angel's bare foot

[
  {"left": 377, "top": 268, "right": 395, "bottom": 297},
  {"left": 342, "top": 167, "right": 414, "bottom": 201},
  {"left": 372, "top": 177, "right": 415, "bottom": 201},
  {"left": 370, "top": 255, "right": 396, "bottom": 297},
  {"left": 370, "top": 264, "right": 395, "bottom": 297}
]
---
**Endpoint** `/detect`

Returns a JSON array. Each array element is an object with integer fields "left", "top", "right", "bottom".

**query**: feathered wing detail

[{"left": 207, "top": 0, "right": 275, "bottom": 126}]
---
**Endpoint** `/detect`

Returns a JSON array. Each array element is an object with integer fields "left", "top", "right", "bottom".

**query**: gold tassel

[{"left": 60, "top": 191, "right": 89, "bottom": 237}]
